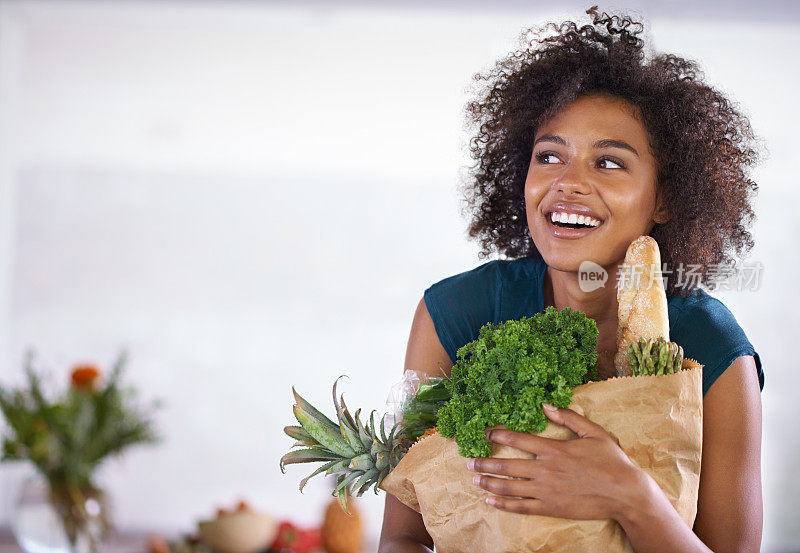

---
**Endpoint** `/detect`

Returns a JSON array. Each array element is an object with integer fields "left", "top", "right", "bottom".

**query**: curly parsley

[{"left": 436, "top": 306, "right": 599, "bottom": 458}]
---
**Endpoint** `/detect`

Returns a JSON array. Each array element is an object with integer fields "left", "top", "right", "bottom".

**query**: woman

[{"left": 378, "top": 7, "right": 764, "bottom": 553}]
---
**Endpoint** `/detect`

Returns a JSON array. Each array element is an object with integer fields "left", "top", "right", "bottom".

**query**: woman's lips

[{"left": 545, "top": 213, "right": 604, "bottom": 239}]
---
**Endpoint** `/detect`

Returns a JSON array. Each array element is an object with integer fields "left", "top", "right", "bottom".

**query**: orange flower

[{"left": 71, "top": 364, "right": 101, "bottom": 392}]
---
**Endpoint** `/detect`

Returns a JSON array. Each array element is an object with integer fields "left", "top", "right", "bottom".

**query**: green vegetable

[
  {"left": 400, "top": 379, "right": 449, "bottom": 441},
  {"left": 628, "top": 337, "right": 684, "bottom": 376},
  {"left": 436, "top": 306, "right": 599, "bottom": 458}
]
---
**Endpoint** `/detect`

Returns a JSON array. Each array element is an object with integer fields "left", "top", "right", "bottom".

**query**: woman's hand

[{"left": 468, "top": 403, "right": 647, "bottom": 522}]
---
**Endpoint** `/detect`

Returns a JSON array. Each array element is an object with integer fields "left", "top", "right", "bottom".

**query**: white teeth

[{"left": 549, "top": 210, "right": 602, "bottom": 227}]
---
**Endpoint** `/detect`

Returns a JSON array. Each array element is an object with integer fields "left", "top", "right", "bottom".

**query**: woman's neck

[
  {"left": 543, "top": 264, "right": 620, "bottom": 319},
  {"left": 543, "top": 261, "right": 623, "bottom": 359}
]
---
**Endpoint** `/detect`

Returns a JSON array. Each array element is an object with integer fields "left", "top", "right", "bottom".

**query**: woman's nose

[{"left": 552, "top": 161, "right": 592, "bottom": 196}]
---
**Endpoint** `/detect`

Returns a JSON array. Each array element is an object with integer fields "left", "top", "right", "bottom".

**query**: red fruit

[
  {"left": 271, "top": 521, "right": 322, "bottom": 552},
  {"left": 271, "top": 521, "right": 299, "bottom": 550},
  {"left": 295, "top": 527, "right": 321, "bottom": 552}
]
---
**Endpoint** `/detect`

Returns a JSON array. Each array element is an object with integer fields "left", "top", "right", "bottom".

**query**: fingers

[
  {"left": 486, "top": 495, "right": 546, "bottom": 515},
  {"left": 543, "top": 405, "right": 605, "bottom": 439},
  {"left": 473, "top": 474, "right": 537, "bottom": 499},
  {"left": 487, "top": 428, "right": 560, "bottom": 456},
  {"left": 469, "top": 457, "right": 537, "bottom": 479}
]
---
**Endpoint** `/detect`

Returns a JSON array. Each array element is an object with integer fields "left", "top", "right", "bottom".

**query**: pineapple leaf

[
  {"left": 376, "top": 467, "right": 390, "bottom": 489},
  {"left": 293, "top": 405, "right": 355, "bottom": 458},
  {"left": 379, "top": 413, "right": 389, "bottom": 444},
  {"left": 348, "top": 452, "right": 375, "bottom": 472},
  {"left": 337, "top": 481, "right": 350, "bottom": 515},
  {"left": 337, "top": 398, "right": 365, "bottom": 455},
  {"left": 335, "top": 470, "right": 362, "bottom": 494},
  {"left": 368, "top": 411, "right": 378, "bottom": 441},
  {"left": 298, "top": 459, "right": 341, "bottom": 493},
  {"left": 292, "top": 387, "right": 338, "bottom": 430},
  {"left": 354, "top": 409, "right": 373, "bottom": 451},
  {"left": 353, "top": 467, "right": 379, "bottom": 496},
  {"left": 279, "top": 448, "right": 340, "bottom": 473},
  {"left": 333, "top": 382, "right": 357, "bottom": 431},
  {"left": 325, "top": 459, "right": 349, "bottom": 475},
  {"left": 332, "top": 376, "right": 355, "bottom": 429},
  {"left": 284, "top": 425, "right": 313, "bottom": 442},
  {"left": 374, "top": 452, "right": 389, "bottom": 472}
]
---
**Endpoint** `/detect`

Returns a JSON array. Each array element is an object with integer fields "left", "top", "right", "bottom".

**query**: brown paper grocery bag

[{"left": 380, "top": 368, "right": 702, "bottom": 553}]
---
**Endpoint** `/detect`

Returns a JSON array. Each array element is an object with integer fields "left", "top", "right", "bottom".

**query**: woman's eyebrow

[{"left": 533, "top": 134, "right": 639, "bottom": 158}]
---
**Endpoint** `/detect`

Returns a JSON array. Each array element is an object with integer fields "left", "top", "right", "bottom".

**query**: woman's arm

[
  {"left": 695, "top": 353, "right": 763, "bottom": 550},
  {"left": 378, "top": 495, "right": 435, "bottom": 553},
  {"left": 616, "top": 354, "right": 763, "bottom": 553},
  {"left": 378, "top": 297, "right": 453, "bottom": 553}
]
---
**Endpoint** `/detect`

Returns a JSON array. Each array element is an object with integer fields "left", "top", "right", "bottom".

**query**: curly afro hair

[{"left": 460, "top": 5, "right": 761, "bottom": 297}]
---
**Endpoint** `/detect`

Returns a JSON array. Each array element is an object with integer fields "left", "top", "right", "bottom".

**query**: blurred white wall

[{"left": 0, "top": 0, "right": 797, "bottom": 549}]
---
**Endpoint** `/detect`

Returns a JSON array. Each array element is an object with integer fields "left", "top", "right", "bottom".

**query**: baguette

[
  {"left": 613, "top": 236, "right": 670, "bottom": 376},
  {"left": 681, "top": 357, "right": 702, "bottom": 371}
]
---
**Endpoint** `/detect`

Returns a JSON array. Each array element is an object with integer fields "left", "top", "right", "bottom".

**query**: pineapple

[
  {"left": 321, "top": 496, "right": 363, "bottom": 553},
  {"left": 280, "top": 377, "right": 446, "bottom": 512}
]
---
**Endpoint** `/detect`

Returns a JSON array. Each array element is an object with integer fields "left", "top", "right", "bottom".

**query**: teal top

[{"left": 423, "top": 257, "right": 763, "bottom": 397}]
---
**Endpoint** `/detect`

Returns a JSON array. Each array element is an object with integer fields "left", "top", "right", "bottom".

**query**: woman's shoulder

[
  {"left": 423, "top": 257, "right": 545, "bottom": 316},
  {"left": 422, "top": 261, "right": 498, "bottom": 365},
  {"left": 667, "top": 289, "right": 764, "bottom": 397},
  {"left": 666, "top": 288, "right": 749, "bottom": 336},
  {"left": 422, "top": 260, "right": 503, "bottom": 355},
  {"left": 424, "top": 258, "right": 502, "bottom": 292},
  {"left": 422, "top": 257, "right": 545, "bottom": 364}
]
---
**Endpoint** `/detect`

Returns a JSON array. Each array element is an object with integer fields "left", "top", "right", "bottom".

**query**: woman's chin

[
  {"left": 541, "top": 256, "right": 599, "bottom": 274},
  {"left": 535, "top": 237, "right": 606, "bottom": 269}
]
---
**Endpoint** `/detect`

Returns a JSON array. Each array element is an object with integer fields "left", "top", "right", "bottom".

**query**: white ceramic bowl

[{"left": 197, "top": 511, "right": 277, "bottom": 553}]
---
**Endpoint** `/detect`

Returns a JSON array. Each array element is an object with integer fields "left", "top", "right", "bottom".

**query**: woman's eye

[
  {"left": 535, "top": 152, "right": 626, "bottom": 170},
  {"left": 598, "top": 157, "right": 625, "bottom": 170},
  {"left": 535, "top": 152, "right": 560, "bottom": 164}
]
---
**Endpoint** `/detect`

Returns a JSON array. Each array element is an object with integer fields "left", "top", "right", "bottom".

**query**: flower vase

[{"left": 11, "top": 473, "right": 113, "bottom": 553}]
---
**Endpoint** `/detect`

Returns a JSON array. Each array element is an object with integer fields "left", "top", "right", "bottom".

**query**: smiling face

[{"left": 525, "top": 93, "right": 667, "bottom": 272}]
